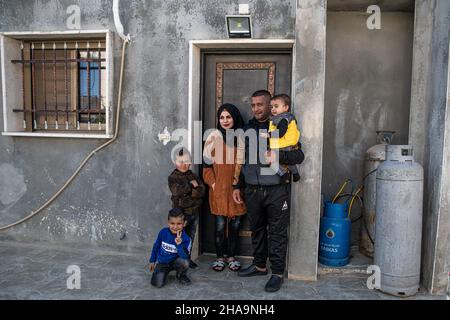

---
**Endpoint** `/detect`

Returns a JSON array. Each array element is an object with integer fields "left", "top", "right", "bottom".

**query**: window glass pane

[{"left": 79, "top": 58, "right": 99, "bottom": 97}]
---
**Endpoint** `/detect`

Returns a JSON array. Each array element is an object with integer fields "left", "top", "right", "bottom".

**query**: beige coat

[{"left": 202, "top": 131, "right": 246, "bottom": 217}]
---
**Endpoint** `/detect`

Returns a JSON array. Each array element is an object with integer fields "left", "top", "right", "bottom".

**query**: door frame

[
  {"left": 198, "top": 49, "right": 293, "bottom": 258},
  {"left": 188, "top": 39, "right": 295, "bottom": 152},
  {"left": 187, "top": 39, "right": 297, "bottom": 264}
]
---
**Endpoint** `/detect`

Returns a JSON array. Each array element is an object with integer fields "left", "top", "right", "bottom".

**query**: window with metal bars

[
  {"left": 13, "top": 40, "right": 106, "bottom": 131},
  {"left": 1, "top": 31, "right": 113, "bottom": 138}
]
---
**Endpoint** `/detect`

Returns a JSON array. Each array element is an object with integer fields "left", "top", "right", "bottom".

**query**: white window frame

[{"left": 1, "top": 30, "right": 114, "bottom": 139}]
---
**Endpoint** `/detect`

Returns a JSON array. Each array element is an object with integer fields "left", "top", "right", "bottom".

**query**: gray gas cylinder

[
  {"left": 360, "top": 131, "right": 395, "bottom": 258},
  {"left": 374, "top": 145, "right": 423, "bottom": 297}
]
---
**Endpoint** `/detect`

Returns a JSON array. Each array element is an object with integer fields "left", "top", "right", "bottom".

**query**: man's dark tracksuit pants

[{"left": 244, "top": 183, "right": 290, "bottom": 275}]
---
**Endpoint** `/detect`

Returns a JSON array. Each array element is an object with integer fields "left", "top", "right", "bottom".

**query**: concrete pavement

[{"left": 0, "top": 239, "right": 445, "bottom": 300}]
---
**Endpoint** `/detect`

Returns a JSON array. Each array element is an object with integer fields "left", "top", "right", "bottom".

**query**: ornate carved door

[{"left": 200, "top": 51, "right": 292, "bottom": 256}]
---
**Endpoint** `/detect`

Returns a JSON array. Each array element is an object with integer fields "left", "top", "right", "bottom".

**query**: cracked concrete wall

[
  {"left": 0, "top": 0, "right": 296, "bottom": 249},
  {"left": 322, "top": 12, "right": 414, "bottom": 244}
]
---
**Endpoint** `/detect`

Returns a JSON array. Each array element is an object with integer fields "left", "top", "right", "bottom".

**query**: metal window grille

[{"left": 11, "top": 39, "right": 106, "bottom": 131}]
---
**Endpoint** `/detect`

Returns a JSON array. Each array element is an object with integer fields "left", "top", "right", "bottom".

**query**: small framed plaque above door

[{"left": 215, "top": 62, "right": 276, "bottom": 109}]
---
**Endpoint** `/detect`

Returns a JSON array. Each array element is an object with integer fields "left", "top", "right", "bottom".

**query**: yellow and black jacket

[{"left": 268, "top": 112, "right": 300, "bottom": 149}]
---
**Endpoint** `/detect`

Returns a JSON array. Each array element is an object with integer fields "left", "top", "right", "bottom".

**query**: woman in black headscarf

[
  {"left": 216, "top": 103, "right": 245, "bottom": 141},
  {"left": 203, "top": 103, "right": 246, "bottom": 272}
]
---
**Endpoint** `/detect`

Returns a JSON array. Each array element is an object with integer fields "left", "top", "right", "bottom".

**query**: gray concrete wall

[
  {"left": 0, "top": 0, "right": 296, "bottom": 249},
  {"left": 415, "top": 0, "right": 450, "bottom": 295},
  {"left": 327, "top": 0, "right": 414, "bottom": 12},
  {"left": 322, "top": 12, "right": 414, "bottom": 244},
  {"left": 288, "top": 0, "right": 327, "bottom": 280},
  {"left": 409, "top": 0, "right": 433, "bottom": 168},
  {"left": 444, "top": 57, "right": 450, "bottom": 290}
]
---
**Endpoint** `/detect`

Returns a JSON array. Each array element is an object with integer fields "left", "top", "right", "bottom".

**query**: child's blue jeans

[{"left": 151, "top": 257, "right": 189, "bottom": 288}]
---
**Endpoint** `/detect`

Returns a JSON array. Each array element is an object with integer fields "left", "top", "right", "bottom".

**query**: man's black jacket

[{"left": 234, "top": 117, "right": 304, "bottom": 188}]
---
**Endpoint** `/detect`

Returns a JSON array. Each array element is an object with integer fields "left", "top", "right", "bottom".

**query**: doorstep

[{"left": 318, "top": 245, "right": 373, "bottom": 275}]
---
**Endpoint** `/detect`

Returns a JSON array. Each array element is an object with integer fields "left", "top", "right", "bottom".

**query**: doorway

[
  {"left": 321, "top": 8, "right": 415, "bottom": 258},
  {"left": 199, "top": 50, "right": 293, "bottom": 256}
]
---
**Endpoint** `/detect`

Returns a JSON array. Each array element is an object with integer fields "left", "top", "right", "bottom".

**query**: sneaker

[
  {"left": 177, "top": 274, "right": 191, "bottom": 286},
  {"left": 189, "top": 260, "right": 199, "bottom": 269},
  {"left": 238, "top": 264, "right": 268, "bottom": 277},
  {"left": 264, "top": 274, "right": 283, "bottom": 292}
]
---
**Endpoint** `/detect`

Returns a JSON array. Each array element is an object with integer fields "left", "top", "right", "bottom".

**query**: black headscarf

[{"left": 216, "top": 103, "right": 245, "bottom": 146}]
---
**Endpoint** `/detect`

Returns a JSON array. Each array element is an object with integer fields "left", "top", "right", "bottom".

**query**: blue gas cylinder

[{"left": 318, "top": 201, "right": 351, "bottom": 267}]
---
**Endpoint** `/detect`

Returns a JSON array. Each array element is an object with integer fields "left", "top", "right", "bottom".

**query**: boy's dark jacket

[{"left": 168, "top": 169, "right": 205, "bottom": 213}]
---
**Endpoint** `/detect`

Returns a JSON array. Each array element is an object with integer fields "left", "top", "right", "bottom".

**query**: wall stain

[{"left": 0, "top": 163, "right": 27, "bottom": 207}]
